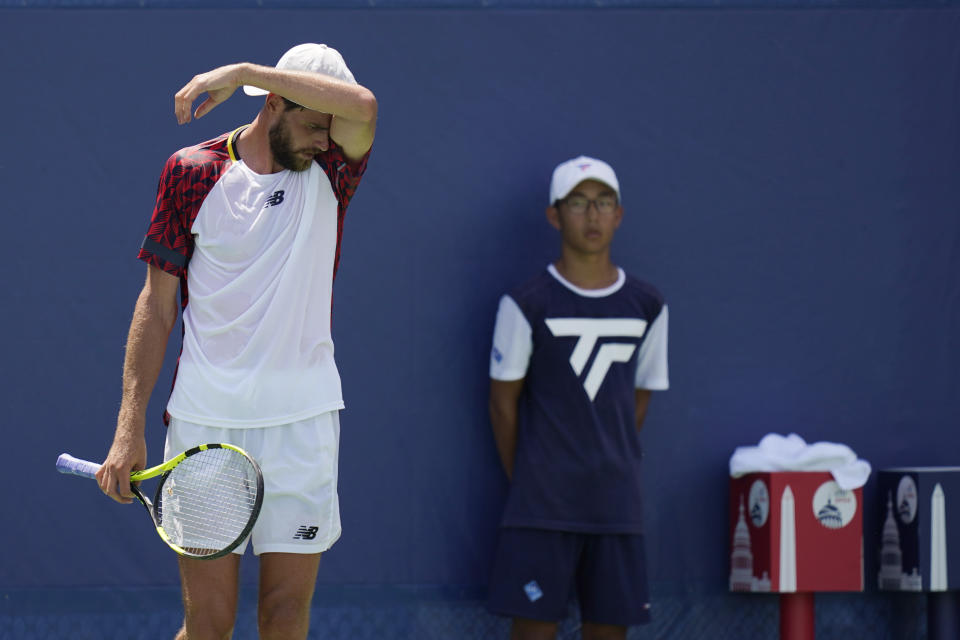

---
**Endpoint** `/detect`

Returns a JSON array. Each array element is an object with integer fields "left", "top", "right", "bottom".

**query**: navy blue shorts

[{"left": 486, "top": 527, "right": 651, "bottom": 626}]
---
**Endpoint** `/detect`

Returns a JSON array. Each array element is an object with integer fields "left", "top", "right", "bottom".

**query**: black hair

[{"left": 281, "top": 97, "right": 304, "bottom": 112}]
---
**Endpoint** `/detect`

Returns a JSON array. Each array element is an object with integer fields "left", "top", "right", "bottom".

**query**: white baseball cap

[
  {"left": 243, "top": 43, "right": 357, "bottom": 99},
  {"left": 549, "top": 156, "right": 620, "bottom": 205}
]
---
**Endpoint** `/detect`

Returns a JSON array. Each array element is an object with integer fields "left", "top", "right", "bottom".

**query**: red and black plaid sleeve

[
  {"left": 316, "top": 144, "right": 372, "bottom": 279},
  {"left": 317, "top": 144, "right": 371, "bottom": 211},
  {"left": 138, "top": 152, "right": 190, "bottom": 277},
  {"left": 137, "top": 134, "right": 233, "bottom": 278}
]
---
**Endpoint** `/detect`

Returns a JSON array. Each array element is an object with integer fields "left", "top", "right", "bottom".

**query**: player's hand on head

[
  {"left": 174, "top": 63, "right": 246, "bottom": 125},
  {"left": 96, "top": 432, "right": 147, "bottom": 505}
]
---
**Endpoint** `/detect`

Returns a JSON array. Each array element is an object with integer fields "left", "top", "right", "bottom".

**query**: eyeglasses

[{"left": 560, "top": 195, "right": 619, "bottom": 215}]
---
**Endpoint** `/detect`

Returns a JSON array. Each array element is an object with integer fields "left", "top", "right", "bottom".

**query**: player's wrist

[
  {"left": 233, "top": 62, "right": 255, "bottom": 88},
  {"left": 237, "top": 62, "right": 278, "bottom": 93},
  {"left": 115, "top": 407, "right": 147, "bottom": 436}
]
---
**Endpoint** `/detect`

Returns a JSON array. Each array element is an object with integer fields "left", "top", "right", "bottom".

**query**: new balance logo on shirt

[
  {"left": 545, "top": 318, "right": 648, "bottom": 401},
  {"left": 264, "top": 190, "right": 285, "bottom": 207}
]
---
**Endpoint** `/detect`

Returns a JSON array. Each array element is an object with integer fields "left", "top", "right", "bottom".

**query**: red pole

[{"left": 780, "top": 592, "right": 815, "bottom": 640}]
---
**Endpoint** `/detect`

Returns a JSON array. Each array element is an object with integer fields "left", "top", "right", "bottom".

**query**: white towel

[{"left": 729, "top": 433, "right": 871, "bottom": 490}]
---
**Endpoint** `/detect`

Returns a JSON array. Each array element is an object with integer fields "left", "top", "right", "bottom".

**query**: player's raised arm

[{"left": 175, "top": 44, "right": 377, "bottom": 162}]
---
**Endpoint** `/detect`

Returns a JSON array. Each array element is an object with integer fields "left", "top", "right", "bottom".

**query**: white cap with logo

[
  {"left": 243, "top": 43, "right": 357, "bottom": 99},
  {"left": 549, "top": 156, "right": 620, "bottom": 205}
]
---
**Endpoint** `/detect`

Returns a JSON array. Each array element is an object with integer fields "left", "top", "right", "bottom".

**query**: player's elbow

[
  {"left": 489, "top": 399, "right": 517, "bottom": 431},
  {"left": 139, "top": 289, "right": 178, "bottom": 335},
  {"left": 354, "top": 87, "right": 378, "bottom": 123}
]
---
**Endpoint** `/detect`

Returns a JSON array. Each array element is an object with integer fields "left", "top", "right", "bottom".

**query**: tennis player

[
  {"left": 487, "top": 157, "right": 669, "bottom": 640},
  {"left": 95, "top": 43, "right": 376, "bottom": 639}
]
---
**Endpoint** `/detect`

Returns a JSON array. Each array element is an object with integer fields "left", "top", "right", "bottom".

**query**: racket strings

[{"left": 156, "top": 448, "right": 260, "bottom": 557}]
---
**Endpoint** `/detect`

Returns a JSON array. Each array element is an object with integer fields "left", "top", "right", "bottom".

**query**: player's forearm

[
  {"left": 116, "top": 290, "right": 176, "bottom": 434},
  {"left": 634, "top": 389, "right": 652, "bottom": 433},
  {"left": 238, "top": 63, "right": 377, "bottom": 124},
  {"left": 489, "top": 405, "right": 519, "bottom": 481}
]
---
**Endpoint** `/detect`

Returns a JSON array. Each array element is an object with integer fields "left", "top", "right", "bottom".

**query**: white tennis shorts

[{"left": 165, "top": 411, "right": 341, "bottom": 555}]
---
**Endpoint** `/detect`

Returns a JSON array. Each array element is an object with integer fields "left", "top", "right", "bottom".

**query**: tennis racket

[{"left": 56, "top": 443, "right": 263, "bottom": 559}]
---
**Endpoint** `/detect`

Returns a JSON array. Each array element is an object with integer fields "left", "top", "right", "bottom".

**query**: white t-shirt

[
  {"left": 139, "top": 131, "right": 368, "bottom": 428},
  {"left": 168, "top": 160, "right": 343, "bottom": 427}
]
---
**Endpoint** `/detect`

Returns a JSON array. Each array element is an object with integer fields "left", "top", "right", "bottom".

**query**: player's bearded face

[{"left": 269, "top": 114, "right": 313, "bottom": 172}]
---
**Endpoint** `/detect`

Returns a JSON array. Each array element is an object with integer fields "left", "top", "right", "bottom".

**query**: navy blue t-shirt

[{"left": 490, "top": 265, "right": 669, "bottom": 534}]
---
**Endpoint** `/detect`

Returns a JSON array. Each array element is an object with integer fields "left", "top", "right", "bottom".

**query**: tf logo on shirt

[{"left": 545, "top": 318, "right": 648, "bottom": 401}]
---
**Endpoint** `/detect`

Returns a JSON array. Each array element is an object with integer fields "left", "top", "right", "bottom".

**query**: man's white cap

[
  {"left": 549, "top": 156, "right": 620, "bottom": 205},
  {"left": 243, "top": 43, "right": 357, "bottom": 98}
]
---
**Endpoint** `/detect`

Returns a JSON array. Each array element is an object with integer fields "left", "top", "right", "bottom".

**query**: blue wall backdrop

[{"left": 1, "top": 5, "right": 958, "bottom": 638}]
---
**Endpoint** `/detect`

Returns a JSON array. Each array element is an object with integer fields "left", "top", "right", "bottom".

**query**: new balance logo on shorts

[
  {"left": 293, "top": 525, "right": 319, "bottom": 540},
  {"left": 264, "top": 190, "right": 285, "bottom": 208},
  {"left": 545, "top": 318, "right": 649, "bottom": 401}
]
